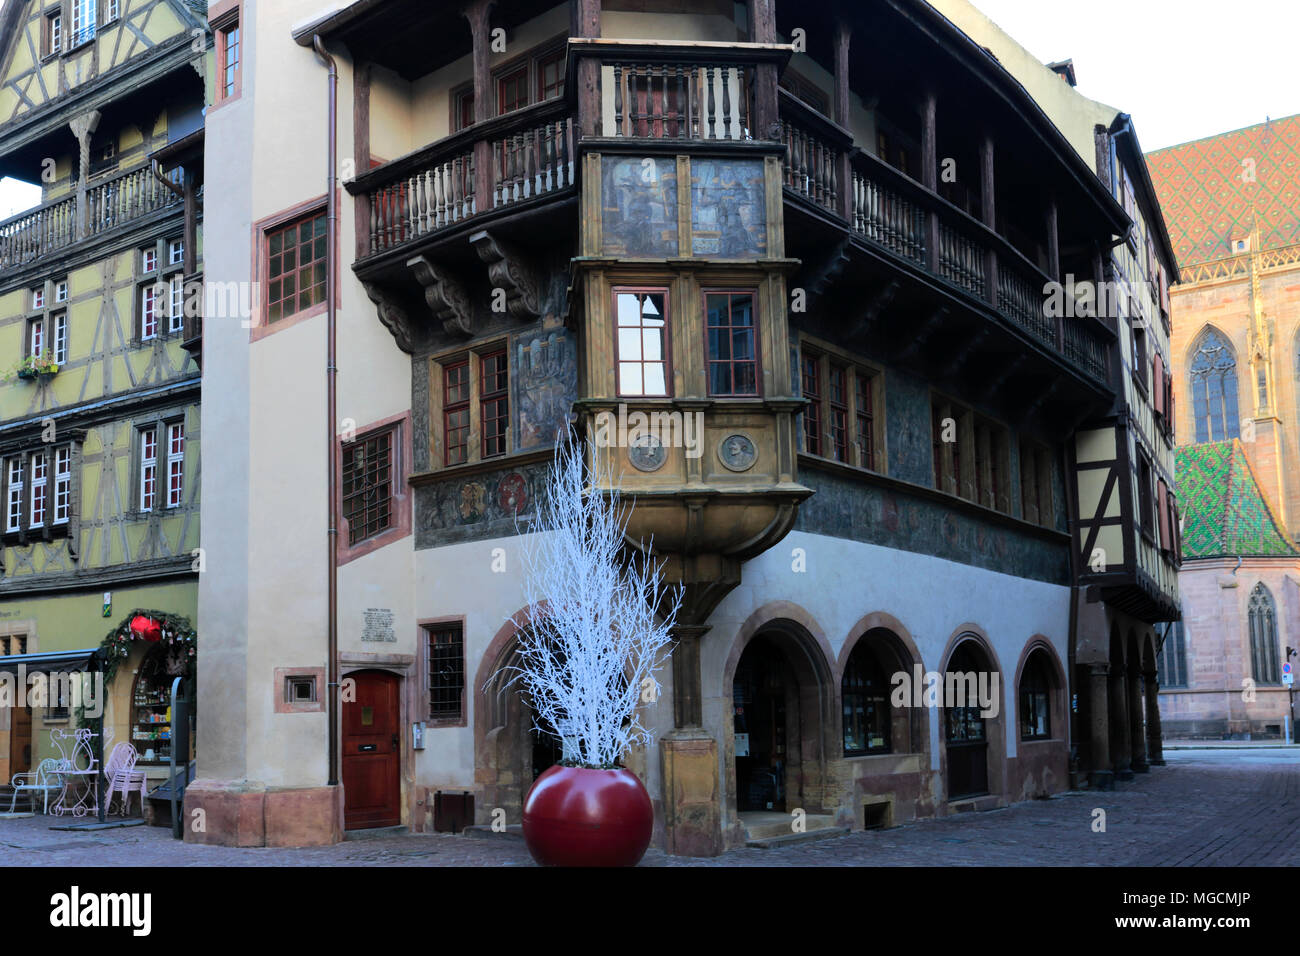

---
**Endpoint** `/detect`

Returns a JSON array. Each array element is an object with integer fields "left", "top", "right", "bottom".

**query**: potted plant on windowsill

[
  {"left": 498, "top": 431, "right": 681, "bottom": 867},
  {"left": 9, "top": 351, "right": 59, "bottom": 383}
]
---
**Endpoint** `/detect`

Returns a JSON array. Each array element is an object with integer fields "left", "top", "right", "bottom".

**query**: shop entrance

[
  {"left": 733, "top": 635, "right": 790, "bottom": 812},
  {"left": 945, "top": 641, "right": 990, "bottom": 799},
  {"left": 342, "top": 670, "right": 401, "bottom": 829}
]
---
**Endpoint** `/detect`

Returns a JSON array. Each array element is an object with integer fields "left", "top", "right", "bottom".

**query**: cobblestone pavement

[{"left": 0, "top": 749, "right": 1293, "bottom": 866}]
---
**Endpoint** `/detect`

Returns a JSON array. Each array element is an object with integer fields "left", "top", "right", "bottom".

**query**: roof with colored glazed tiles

[
  {"left": 1175, "top": 440, "right": 1297, "bottom": 558},
  {"left": 1145, "top": 114, "right": 1300, "bottom": 269}
]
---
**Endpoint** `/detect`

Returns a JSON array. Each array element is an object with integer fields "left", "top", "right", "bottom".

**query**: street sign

[
  {"left": 1284, "top": 662, "right": 1293, "bottom": 675},
  {"left": 1285, "top": 673, "right": 1294, "bottom": 686}
]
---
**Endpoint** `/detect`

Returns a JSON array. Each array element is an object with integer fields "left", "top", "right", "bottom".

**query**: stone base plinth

[
  {"left": 183, "top": 780, "right": 344, "bottom": 847},
  {"left": 660, "top": 733, "right": 721, "bottom": 857}
]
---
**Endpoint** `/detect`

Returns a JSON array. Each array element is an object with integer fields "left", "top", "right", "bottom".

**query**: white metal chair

[
  {"left": 102, "top": 742, "right": 147, "bottom": 817},
  {"left": 8, "top": 758, "right": 67, "bottom": 814}
]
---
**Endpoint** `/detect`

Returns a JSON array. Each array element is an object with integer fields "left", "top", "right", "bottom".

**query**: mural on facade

[
  {"left": 514, "top": 327, "right": 577, "bottom": 451},
  {"left": 414, "top": 462, "right": 549, "bottom": 549},
  {"left": 601, "top": 156, "right": 678, "bottom": 257},
  {"left": 690, "top": 159, "right": 766, "bottom": 257}
]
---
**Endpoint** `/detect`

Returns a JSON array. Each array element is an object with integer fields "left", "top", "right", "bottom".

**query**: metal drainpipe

[{"left": 312, "top": 34, "right": 340, "bottom": 790}]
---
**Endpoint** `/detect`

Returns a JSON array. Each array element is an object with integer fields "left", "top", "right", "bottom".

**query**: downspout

[{"left": 312, "top": 34, "right": 340, "bottom": 790}]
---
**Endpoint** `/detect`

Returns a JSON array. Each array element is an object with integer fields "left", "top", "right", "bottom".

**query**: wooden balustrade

[
  {"left": 937, "top": 222, "right": 985, "bottom": 298},
  {"left": 86, "top": 164, "right": 182, "bottom": 237},
  {"left": 851, "top": 167, "right": 927, "bottom": 267},
  {"left": 0, "top": 162, "right": 183, "bottom": 274},
  {"left": 369, "top": 149, "right": 475, "bottom": 255},
  {"left": 606, "top": 61, "right": 751, "bottom": 140},
  {"left": 492, "top": 116, "right": 574, "bottom": 209},
  {"left": 842, "top": 149, "right": 1107, "bottom": 381},
  {"left": 0, "top": 194, "right": 77, "bottom": 271}
]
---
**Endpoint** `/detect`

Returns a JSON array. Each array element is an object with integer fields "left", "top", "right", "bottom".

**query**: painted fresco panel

[
  {"left": 600, "top": 156, "right": 678, "bottom": 257},
  {"left": 690, "top": 159, "right": 766, "bottom": 257}
]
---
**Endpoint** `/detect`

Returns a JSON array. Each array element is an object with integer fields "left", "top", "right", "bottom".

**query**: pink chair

[{"left": 102, "top": 743, "right": 147, "bottom": 817}]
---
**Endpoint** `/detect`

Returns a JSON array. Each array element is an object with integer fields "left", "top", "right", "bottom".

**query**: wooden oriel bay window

[
  {"left": 432, "top": 342, "right": 513, "bottom": 469},
  {"left": 705, "top": 291, "right": 758, "bottom": 397},
  {"left": 615, "top": 288, "right": 669, "bottom": 398},
  {"left": 801, "top": 341, "right": 883, "bottom": 471}
]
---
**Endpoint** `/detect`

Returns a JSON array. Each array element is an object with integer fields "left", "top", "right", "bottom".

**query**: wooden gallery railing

[
  {"left": 0, "top": 162, "right": 182, "bottom": 272},
  {"left": 352, "top": 99, "right": 575, "bottom": 257},
  {"left": 844, "top": 148, "right": 1109, "bottom": 383},
  {"left": 778, "top": 89, "right": 852, "bottom": 217}
]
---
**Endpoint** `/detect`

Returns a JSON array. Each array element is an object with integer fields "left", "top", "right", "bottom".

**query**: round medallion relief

[
  {"left": 717, "top": 433, "right": 757, "bottom": 472},
  {"left": 628, "top": 435, "right": 667, "bottom": 472}
]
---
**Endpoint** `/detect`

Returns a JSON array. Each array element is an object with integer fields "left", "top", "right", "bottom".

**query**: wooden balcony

[
  {"left": 348, "top": 98, "right": 576, "bottom": 264},
  {"left": 779, "top": 91, "right": 1110, "bottom": 386},
  {"left": 0, "top": 162, "right": 184, "bottom": 275}
]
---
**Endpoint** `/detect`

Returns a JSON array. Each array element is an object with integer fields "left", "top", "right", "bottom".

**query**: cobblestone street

[{"left": 1, "top": 748, "right": 1295, "bottom": 866}]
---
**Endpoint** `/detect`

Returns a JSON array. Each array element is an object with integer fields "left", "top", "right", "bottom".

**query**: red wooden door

[{"left": 342, "top": 670, "right": 401, "bottom": 829}]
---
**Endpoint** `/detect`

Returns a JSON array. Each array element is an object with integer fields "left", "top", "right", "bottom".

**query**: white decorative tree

[{"left": 500, "top": 431, "right": 681, "bottom": 769}]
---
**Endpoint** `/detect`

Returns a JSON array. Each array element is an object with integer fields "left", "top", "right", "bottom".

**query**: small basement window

[{"left": 285, "top": 675, "right": 318, "bottom": 704}]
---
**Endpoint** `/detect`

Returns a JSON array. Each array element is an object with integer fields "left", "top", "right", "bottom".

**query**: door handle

[{"left": 392, "top": 733, "right": 399, "bottom": 747}]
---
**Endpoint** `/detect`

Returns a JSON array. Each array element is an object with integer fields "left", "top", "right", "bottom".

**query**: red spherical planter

[{"left": 522, "top": 765, "right": 653, "bottom": 867}]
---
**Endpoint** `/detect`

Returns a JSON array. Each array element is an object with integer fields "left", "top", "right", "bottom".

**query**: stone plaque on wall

[
  {"left": 362, "top": 608, "right": 396, "bottom": 643},
  {"left": 690, "top": 159, "right": 766, "bottom": 257},
  {"left": 601, "top": 156, "right": 679, "bottom": 257}
]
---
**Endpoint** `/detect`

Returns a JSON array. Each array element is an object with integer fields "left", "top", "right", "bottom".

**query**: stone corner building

[
  {"left": 189, "top": 0, "right": 1179, "bottom": 853},
  {"left": 1148, "top": 114, "right": 1300, "bottom": 740}
]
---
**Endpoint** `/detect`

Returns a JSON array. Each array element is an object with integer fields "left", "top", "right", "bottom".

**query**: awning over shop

[{"left": 0, "top": 648, "right": 99, "bottom": 674}]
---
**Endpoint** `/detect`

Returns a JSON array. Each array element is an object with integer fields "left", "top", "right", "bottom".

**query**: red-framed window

[
  {"left": 481, "top": 350, "right": 509, "bottom": 458},
  {"left": 498, "top": 67, "right": 529, "bottom": 115},
  {"left": 855, "top": 372, "right": 875, "bottom": 471},
  {"left": 217, "top": 15, "right": 241, "bottom": 102},
  {"left": 614, "top": 288, "right": 670, "bottom": 397},
  {"left": 341, "top": 427, "right": 394, "bottom": 546},
  {"left": 266, "top": 211, "right": 327, "bottom": 324},
  {"left": 705, "top": 291, "right": 758, "bottom": 397},
  {"left": 538, "top": 51, "right": 565, "bottom": 101},
  {"left": 29, "top": 453, "right": 47, "bottom": 529},
  {"left": 426, "top": 623, "right": 466, "bottom": 721},
  {"left": 166, "top": 422, "right": 185, "bottom": 508},
  {"left": 827, "top": 364, "right": 849, "bottom": 462},
  {"left": 139, "top": 426, "right": 158, "bottom": 512},
  {"left": 443, "top": 359, "right": 471, "bottom": 466},
  {"left": 801, "top": 353, "right": 822, "bottom": 456}
]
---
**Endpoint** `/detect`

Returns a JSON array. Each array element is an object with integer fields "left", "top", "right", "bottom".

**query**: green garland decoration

[{"left": 96, "top": 608, "right": 198, "bottom": 687}]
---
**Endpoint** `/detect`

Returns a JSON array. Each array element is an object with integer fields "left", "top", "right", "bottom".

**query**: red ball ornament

[{"left": 130, "top": 615, "right": 162, "bottom": 642}]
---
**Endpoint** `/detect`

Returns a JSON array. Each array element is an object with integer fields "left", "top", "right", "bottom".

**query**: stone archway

[
  {"left": 473, "top": 614, "right": 560, "bottom": 826},
  {"left": 937, "top": 628, "right": 1006, "bottom": 808},
  {"left": 720, "top": 615, "right": 836, "bottom": 844}
]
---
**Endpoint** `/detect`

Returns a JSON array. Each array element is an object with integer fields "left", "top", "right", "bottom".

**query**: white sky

[
  {"left": 968, "top": 0, "right": 1300, "bottom": 151},
  {"left": 0, "top": 0, "right": 1297, "bottom": 219}
]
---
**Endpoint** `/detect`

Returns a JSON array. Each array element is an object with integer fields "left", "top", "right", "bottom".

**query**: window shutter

[
  {"left": 1152, "top": 353, "right": 1165, "bottom": 416},
  {"left": 1158, "top": 265, "right": 1170, "bottom": 315},
  {"left": 1157, "top": 478, "right": 1171, "bottom": 549},
  {"left": 1168, "top": 383, "right": 1176, "bottom": 439},
  {"left": 1172, "top": 495, "right": 1182, "bottom": 565}
]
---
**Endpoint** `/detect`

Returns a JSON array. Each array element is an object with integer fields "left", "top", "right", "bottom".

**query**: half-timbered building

[
  {"left": 191, "top": 0, "right": 1172, "bottom": 852},
  {"left": 0, "top": 0, "right": 207, "bottom": 793}
]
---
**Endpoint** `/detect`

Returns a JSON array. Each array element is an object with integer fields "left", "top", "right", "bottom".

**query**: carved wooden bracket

[
  {"left": 470, "top": 229, "right": 542, "bottom": 320},
  {"left": 362, "top": 281, "right": 416, "bottom": 354},
  {"left": 407, "top": 255, "right": 474, "bottom": 338}
]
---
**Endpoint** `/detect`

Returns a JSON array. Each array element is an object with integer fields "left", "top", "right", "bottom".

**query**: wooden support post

[
  {"left": 981, "top": 135, "right": 997, "bottom": 306},
  {"left": 464, "top": 0, "right": 496, "bottom": 213},
  {"left": 921, "top": 92, "right": 938, "bottom": 272},
  {"left": 748, "top": 0, "right": 778, "bottom": 139},
  {"left": 572, "top": 0, "right": 601, "bottom": 135},
  {"left": 833, "top": 19, "right": 852, "bottom": 221}
]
